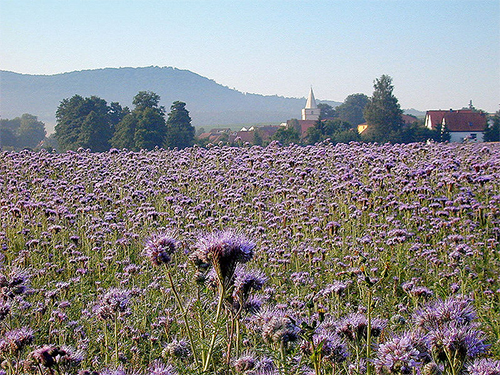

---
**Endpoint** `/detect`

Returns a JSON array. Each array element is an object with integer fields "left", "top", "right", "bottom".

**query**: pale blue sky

[{"left": 1, "top": 0, "right": 499, "bottom": 112}]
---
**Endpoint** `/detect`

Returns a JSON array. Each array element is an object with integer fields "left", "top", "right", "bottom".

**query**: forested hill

[{"left": 0, "top": 66, "right": 341, "bottom": 133}]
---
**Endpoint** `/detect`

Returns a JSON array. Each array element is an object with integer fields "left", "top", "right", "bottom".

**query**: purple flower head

[
  {"left": 191, "top": 230, "right": 255, "bottom": 288},
  {"left": 336, "top": 313, "right": 386, "bottom": 341},
  {"left": 31, "top": 345, "right": 83, "bottom": 369},
  {"left": 147, "top": 360, "right": 178, "bottom": 375},
  {"left": 100, "top": 367, "right": 128, "bottom": 375},
  {"left": 467, "top": 358, "right": 500, "bottom": 375},
  {"left": 413, "top": 295, "right": 477, "bottom": 331},
  {"left": 1, "top": 326, "right": 34, "bottom": 354},
  {"left": 94, "top": 288, "right": 132, "bottom": 320},
  {"left": 373, "top": 331, "right": 421, "bottom": 375},
  {"left": 301, "top": 332, "right": 349, "bottom": 364},
  {"left": 0, "top": 300, "right": 10, "bottom": 321},
  {"left": 426, "top": 322, "right": 488, "bottom": 361},
  {"left": 233, "top": 266, "right": 267, "bottom": 300},
  {"left": 162, "top": 339, "right": 191, "bottom": 359},
  {"left": 143, "top": 232, "right": 177, "bottom": 266},
  {"left": 31, "top": 345, "right": 60, "bottom": 368},
  {"left": 248, "top": 306, "right": 300, "bottom": 346},
  {"left": 0, "top": 268, "right": 30, "bottom": 299},
  {"left": 233, "top": 352, "right": 257, "bottom": 373}
]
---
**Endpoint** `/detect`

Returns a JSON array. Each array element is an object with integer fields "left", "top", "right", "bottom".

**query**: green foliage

[
  {"left": 435, "top": 122, "right": 451, "bottom": 143},
  {"left": 335, "top": 93, "right": 369, "bottom": 126},
  {"left": 288, "top": 118, "right": 302, "bottom": 134},
  {"left": 111, "top": 113, "right": 138, "bottom": 150},
  {"left": 317, "top": 103, "right": 336, "bottom": 119},
  {"left": 55, "top": 95, "right": 113, "bottom": 151},
  {"left": 135, "top": 107, "right": 168, "bottom": 150},
  {"left": 272, "top": 126, "right": 301, "bottom": 145},
  {"left": 363, "top": 75, "right": 403, "bottom": 142},
  {"left": 165, "top": 101, "right": 195, "bottom": 149},
  {"left": 305, "top": 119, "right": 359, "bottom": 144},
  {"left": 484, "top": 112, "right": 500, "bottom": 142},
  {"left": 111, "top": 91, "right": 168, "bottom": 151},
  {"left": 253, "top": 128, "right": 263, "bottom": 146},
  {"left": 396, "top": 121, "right": 439, "bottom": 143},
  {"left": 0, "top": 114, "right": 46, "bottom": 149}
]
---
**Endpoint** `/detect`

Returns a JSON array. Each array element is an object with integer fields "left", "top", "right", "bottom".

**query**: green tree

[
  {"left": 78, "top": 111, "right": 111, "bottom": 152},
  {"left": 111, "top": 113, "right": 137, "bottom": 149},
  {"left": 0, "top": 128, "right": 17, "bottom": 148},
  {"left": 135, "top": 107, "right": 168, "bottom": 150},
  {"left": 0, "top": 117, "right": 20, "bottom": 148},
  {"left": 111, "top": 91, "right": 167, "bottom": 151},
  {"left": 435, "top": 123, "right": 451, "bottom": 142},
  {"left": 317, "top": 103, "right": 336, "bottom": 119},
  {"left": 305, "top": 119, "right": 356, "bottom": 144},
  {"left": 17, "top": 114, "right": 46, "bottom": 149},
  {"left": 336, "top": 93, "right": 369, "bottom": 126},
  {"left": 164, "top": 101, "right": 195, "bottom": 149},
  {"left": 399, "top": 122, "right": 438, "bottom": 143},
  {"left": 55, "top": 95, "right": 113, "bottom": 151},
  {"left": 272, "top": 126, "right": 300, "bottom": 145},
  {"left": 363, "top": 75, "right": 403, "bottom": 142},
  {"left": 133, "top": 91, "right": 164, "bottom": 113},
  {"left": 108, "top": 102, "right": 130, "bottom": 128},
  {"left": 484, "top": 112, "right": 500, "bottom": 142}
]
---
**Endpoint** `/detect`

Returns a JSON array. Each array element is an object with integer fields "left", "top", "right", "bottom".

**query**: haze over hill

[{"left": 0, "top": 66, "right": 345, "bottom": 134}]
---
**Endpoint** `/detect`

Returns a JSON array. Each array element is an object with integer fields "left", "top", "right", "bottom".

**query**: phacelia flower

[
  {"left": 143, "top": 232, "right": 177, "bottom": 266},
  {"left": 191, "top": 230, "right": 255, "bottom": 288}
]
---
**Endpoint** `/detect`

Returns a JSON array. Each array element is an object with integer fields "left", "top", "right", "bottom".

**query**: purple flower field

[{"left": 1, "top": 141, "right": 499, "bottom": 375}]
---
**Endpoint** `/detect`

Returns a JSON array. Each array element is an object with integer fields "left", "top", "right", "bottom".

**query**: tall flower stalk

[{"left": 190, "top": 230, "right": 255, "bottom": 372}]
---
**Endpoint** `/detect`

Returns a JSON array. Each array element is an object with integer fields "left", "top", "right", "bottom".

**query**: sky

[{"left": 1, "top": 0, "right": 499, "bottom": 113}]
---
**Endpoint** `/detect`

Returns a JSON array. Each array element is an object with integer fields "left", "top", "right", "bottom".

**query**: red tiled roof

[
  {"left": 426, "top": 110, "right": 486, "bottom": 132},
  {"left": 402, "top": 114, "right": 418, "bottom": 125}
]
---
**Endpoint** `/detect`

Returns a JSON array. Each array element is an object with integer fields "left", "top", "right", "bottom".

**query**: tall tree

[
  {"left": 134, "top": 107, "right": 167, "bottom": 150},
  {"left": 111, "top": 113, "right": 138, "bottom": 150},
  {"left": 55, "top": 95, "right": 113, "bottom": 151},
  {"left": 363, "top": 75, "right": 403, "bottom": 142},
  {"left": 335, "top": 93, "right": 369, "bottom": 126},
  {"left": 17, "top": 114, "right": 46, "bottom": 149},
  {"left": 484, "top": 112, "right": 500, "bottom": 142},
  {"left": 272, "top": 126, "right": 300, "bottom": 145},
  {"left": 78, "top": 111, "right": 111, "bottom": 152},
  {"left": 317, "top": 103, "right": 336, "bottom": 119},
  {"left": 111, "top": 91, "right": 167, "bottom": 151},
  {"left": 0, "top": 114, "right": 46, "bottom": 149},
  {"left": 164, "top": 101, "right": 195, "bottom": 149}
]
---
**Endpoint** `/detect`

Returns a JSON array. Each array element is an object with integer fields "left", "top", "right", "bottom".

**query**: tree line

[
  {"left": 55, "top": 91, "right": 195, "bottom": 152},
  {"left": 0, "top": 114, "right": 46, "bottom": 150}
]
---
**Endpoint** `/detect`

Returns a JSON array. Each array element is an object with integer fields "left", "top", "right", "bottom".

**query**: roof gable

[{"left": 426, "top": 110, "right": 486, "bottom": 132}]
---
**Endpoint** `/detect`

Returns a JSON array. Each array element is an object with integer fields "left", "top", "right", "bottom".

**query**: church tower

[{"left": 301, "top": 87, "right": 320, "bottom": 121}]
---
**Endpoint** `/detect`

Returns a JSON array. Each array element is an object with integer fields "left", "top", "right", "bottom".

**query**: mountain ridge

[{"left": 0, "top": 66, "right": 342, "bottom": 133}]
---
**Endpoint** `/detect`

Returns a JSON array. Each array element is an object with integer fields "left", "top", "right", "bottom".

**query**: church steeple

[
  {"left": 305, "top": 87, "right": 317, "bottom": 109},
  {"left": 302, "top": 87, "right": 320, "bottom": 120}
]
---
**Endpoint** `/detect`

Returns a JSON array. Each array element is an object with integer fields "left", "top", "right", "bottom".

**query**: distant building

[
  {"left": 284, "top": 87, "right": 322, "bottom": 138},
  {"left": 425, "top": 109, "right": 487, "bottom": 142},
  {"left": 234, "top": 125, "right": 279, "bottom": 144},
  {"left": 197, "top": 128, "right": 232, "bottom": 143},
  {"left": 302, "top": 87, "right": 320, "bottom": 121}
]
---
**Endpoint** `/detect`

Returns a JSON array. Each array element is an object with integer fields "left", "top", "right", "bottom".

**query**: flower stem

[
  {"left": 203, "top": 285, "right": 225, "bottom": 372},
  {"left": 166, "top": 269, "right": 199, "bottom": 367}
]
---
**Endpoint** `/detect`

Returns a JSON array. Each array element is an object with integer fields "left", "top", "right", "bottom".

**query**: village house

[
  {"left": 233, "top": 125, "right": 279, "bottom": 144},
  {"left": 425, "top": 109, "right": 487, "bottom": 142}
]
